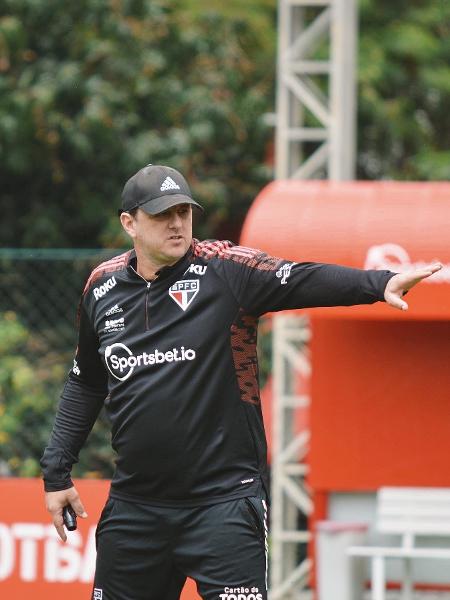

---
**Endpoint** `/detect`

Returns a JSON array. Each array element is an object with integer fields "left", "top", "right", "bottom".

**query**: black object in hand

[{"left": 63, "top": 505, "right": 77, "bottom": 531}]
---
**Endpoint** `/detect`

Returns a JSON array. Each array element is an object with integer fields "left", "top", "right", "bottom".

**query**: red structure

[{"left": 240, "top": 180, "right": 450, "bottom": 516}]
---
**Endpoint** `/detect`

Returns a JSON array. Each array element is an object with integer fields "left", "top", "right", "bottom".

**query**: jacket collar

[{"left": 126, "top": 242, "right": 195, "bottom": 282}]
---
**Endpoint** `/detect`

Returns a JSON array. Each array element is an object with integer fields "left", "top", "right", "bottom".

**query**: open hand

[{"left": 384, "top": 263, "right": 442, "bottom": 311}]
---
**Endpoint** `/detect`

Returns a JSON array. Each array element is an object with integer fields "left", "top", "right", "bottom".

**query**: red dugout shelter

[{"left": 240, "top": 180, "right": 450, "bottom": 519}]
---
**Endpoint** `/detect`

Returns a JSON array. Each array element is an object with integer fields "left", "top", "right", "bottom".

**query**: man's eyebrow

[{"left": 155, "top": 204, "right": 190, "bottom": 217}]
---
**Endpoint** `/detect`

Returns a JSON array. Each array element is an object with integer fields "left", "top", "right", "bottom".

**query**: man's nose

[{"left": 168, "top": 211, "right": 182, "bottom": 227}]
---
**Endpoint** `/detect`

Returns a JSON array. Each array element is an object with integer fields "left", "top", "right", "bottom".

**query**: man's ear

[{"left": 120, "top": 212, "right": 137, "bottom": 239}]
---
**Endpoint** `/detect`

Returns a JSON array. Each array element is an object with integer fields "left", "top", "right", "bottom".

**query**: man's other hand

[
  {"left": 384, "top": 263, "right": 443, "bottom": 311},
  {"left": 45, "top": 486, "right": 88, "bottom": 542}
]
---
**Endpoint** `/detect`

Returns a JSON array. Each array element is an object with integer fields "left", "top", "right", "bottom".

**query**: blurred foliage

[
  {"left": 1, "top": 0, "right": 449, "bottom": 480},
  {"left": 0, "top": 0, "right": 448, "bottom": 251},
  {"left": 0, "top": 0, "right": 276, "bottom": 248},
  {"left": 0, "top": 311, "right": 114, "bottom": 478},
  {"left": 358, "top": 0, "right": 450, "bottom": 180}
]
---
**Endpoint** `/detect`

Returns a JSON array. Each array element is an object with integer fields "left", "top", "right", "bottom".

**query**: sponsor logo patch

[
  {"left": 169, "top": 279, "right": 199, "bottom": 311},
  {"left": 105, "top": 303, "right": 123, "bottom": 316},
  {"left": 160, "top": 176, "right": 180, "bottom": 191},
  {"left": 104, "top": 317, "right": 125, "bottom": 333},
  {"left": 93, "top": 589, "right": 103, "bottom": 600},
  {"left": 276, "top": 262, "right": 294, "bottom": 285},
  {"left": 105, "top": 342, "right": 196, "bottom": 381},
  {"left": 186, "top": 264, "right": 207, "bottom": 276},
  {"left": 93, "top": 276, "right": 117, "bottom": 301},
  {"left": 72, "top": 359, "right": 81, "bottom": 376},
  {"left": 219, "top": 588, "right": 262, "bottom": 600}
]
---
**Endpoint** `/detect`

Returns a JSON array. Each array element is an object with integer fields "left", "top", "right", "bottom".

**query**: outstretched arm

[{"left": 384, "top": 263, "right": 442, "bottom": 311}]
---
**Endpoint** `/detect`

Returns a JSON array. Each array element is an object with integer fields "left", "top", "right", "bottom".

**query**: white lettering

[
  {"left": 187, "top": 264, "right": 207, "bottom": 275},
  {"left": 44, "top": 525, "right": 81, "bottom": 582},
  {"left": 104, "top": 343, "right": 197, "bottom": 381},
  {"left": 0, "top": 522, "right": 97, "bottom": 584},
  {"left": 93, "top": 276, "right": 117, "bottom": 301},
  {"left": 105, "top": 304, "right": 123, "bottom": 316},
  {"left": 104, "top": 315, "right": 125, "bottom": 332},
  {"left": 105, "top": 318, "right": 124, "bottom": 328},
  {"left": 0, "top": 524, "right": 14, "bottom": 580},
  {"left": 12, "top": 523, "right": 45, "bottom": 581},
  {"left": 171, "top": 280, "right": 198, "bottom": 292},
  {"left": 219, "top": 595, "right": 262, "bottom": 600},
  {"left": 220, "top": 588, "right": 261, "bottom": 600}
]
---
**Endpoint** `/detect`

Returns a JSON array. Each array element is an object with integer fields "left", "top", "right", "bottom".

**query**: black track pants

[{"left": 92, "top": 496, "right": 268, "bottom": 600}]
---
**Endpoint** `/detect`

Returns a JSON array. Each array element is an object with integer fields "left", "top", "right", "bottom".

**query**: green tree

[
  {"left": 358, "top": 0, "right": 450, "bottom": 180},
  {"left": 0, "top": 311, "right": 114, "bottom": 478},
  {"left": 0, "top": 0, "right": 276, "bottom": 248}
]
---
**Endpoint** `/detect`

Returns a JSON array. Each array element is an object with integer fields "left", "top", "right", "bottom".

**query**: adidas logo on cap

[{"left": 160, "top": 176, "right": 181, "bottom": 192}]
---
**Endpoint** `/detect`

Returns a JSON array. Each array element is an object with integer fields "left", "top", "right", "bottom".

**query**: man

[{"left": 41, "top": 164, "right": 441, "bottom": 600}]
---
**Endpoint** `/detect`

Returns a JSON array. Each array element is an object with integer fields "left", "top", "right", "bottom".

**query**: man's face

[{"left": 122, "top": 204, "right": 193, "bottom": 267}]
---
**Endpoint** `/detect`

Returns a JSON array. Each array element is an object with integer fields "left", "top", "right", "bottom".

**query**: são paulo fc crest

[{"left": 169, "top": 279, "right": 199, "bottom": 311}]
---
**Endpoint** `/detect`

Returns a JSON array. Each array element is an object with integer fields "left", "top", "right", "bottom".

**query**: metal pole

[{"left": 271, "top": 1, "right": 358, "bottom": 597}]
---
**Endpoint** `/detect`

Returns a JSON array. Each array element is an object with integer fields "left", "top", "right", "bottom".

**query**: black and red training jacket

[{"left": 41, "top": 239, "right": 395, "bottom": 506}]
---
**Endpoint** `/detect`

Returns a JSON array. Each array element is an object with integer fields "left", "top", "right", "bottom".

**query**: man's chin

[{"left": 163, "top": 245, "right": 189, "bottom": 263}]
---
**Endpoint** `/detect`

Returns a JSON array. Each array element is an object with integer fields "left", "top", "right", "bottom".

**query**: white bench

[{"left": 347, "top": 487, "right": 450, "bottom": 600}]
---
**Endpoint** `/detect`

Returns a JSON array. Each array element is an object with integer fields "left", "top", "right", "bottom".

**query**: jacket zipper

[
  {"left": 130, "top": 265, "right": 153, "bottom": 331},
  {"left": 145, "top": 281, "right": 151, "bottom": 330}
]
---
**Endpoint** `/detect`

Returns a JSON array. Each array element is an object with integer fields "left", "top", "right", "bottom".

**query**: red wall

[
  {"left": 309, "top": 319, "right": 450, "bottom": 491},
  {"left": 0, "top": 479, "right": 200, "bottom": 600}
]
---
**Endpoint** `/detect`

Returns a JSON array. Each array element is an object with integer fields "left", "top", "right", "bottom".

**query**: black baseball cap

[{"left": 120, "top": 164, "right": 204, "bottom": 215}]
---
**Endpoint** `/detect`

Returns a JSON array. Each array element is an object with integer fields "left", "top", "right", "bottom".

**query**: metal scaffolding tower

[
  {"left": 270, "top": 1, "right": 357, "bottom": 598},
  {"left": 275, "top": 0, "right": 357, "bottom": 181}
]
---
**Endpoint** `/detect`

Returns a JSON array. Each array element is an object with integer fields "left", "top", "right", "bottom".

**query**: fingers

[
  {"left": 407, "top": 262, "right": 442, "bottom": 282},
  {"left": 429, "top": 262, "right": 443, "bottom": 273},
  {"left": 387, "top": 262, "right": 443, "bottom": 297},
  {"left": 45, "top": 487, "right": 88, "bottom": 543},
  {"left": 53, "top": 510, "right": 67, "bottom": 543},
  {"left": 385, "top": 292, "right": 408, "bottom": 311},
  {"left": 70, "top": 496, "right": 88, "bottom": 519},
  {"left": 384, "top": 261, "right": 442, "bottom": 311},
  {"left": 65, "top": 486, "right": 88, "bottom": 518}
]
